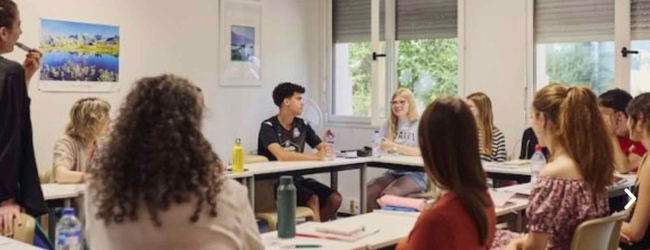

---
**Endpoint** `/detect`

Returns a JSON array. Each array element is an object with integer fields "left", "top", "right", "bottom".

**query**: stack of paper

[{"left": 377, "top": 195, "right": 426, "bottom": 211}]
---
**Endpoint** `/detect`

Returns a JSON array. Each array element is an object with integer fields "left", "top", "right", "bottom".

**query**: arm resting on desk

[
  {"left": 268, "top": 143, "right": 325, "bottom": 161},
  {"left": 54, "top": 166, "right": 87, "bottom": 184}
]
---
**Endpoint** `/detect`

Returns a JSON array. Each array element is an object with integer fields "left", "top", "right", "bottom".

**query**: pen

[
  {"left": 15, "top": 42, "right": 33, "bottom": 52},
  {"left": 280, "top": 244, "right": 322, "bottom": 249}
]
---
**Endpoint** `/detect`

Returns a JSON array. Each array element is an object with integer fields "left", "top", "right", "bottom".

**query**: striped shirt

[{"left": 480, "top": 127, "right": 507, "bottom": 162}]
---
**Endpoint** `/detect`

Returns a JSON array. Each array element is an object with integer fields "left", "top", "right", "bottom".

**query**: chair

[
  {"left": 570, "top": 212, "right": 627, "bottom": 250},
  {"left": 12, "top": 213, "right": 36, "bottom": 245},
  {"left": 248, "top": 155, "right": 315, "bottom": 231}
]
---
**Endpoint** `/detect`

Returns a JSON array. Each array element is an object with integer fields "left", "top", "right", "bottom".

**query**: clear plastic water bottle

[
  {"left": 372, "top": 130, "right": 381, "bottom": 158},
  {"left": 325, "top": 130, "right": 335, "bottom": 161},
  {"left": 56, "top": 207, "right": 82, "bottom": 250},
  {"left": 530, "top": 144, "right": 546, "bottom": 183}
]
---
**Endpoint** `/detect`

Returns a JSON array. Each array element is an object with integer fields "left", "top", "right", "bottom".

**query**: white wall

[{"left": 9, "top": 0, "right": 321, "bottom": 173}]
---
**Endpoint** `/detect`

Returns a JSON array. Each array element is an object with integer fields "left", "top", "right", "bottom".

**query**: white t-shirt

[{"left": 380, "top": 119, "right": 420, "bottom": 148}]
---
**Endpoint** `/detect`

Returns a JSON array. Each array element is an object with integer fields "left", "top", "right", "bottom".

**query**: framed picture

[
  {"left": 38, "top": 18, "right": 120, "bottom": 92},
  {"left": 219, "top": 0, "right": 262, "bottom": 87}
]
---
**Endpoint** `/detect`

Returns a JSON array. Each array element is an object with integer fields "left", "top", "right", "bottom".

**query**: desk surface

[
  {"left": 0, "top": 236, "right": 43, "bottom": 250},
  {"left": 262, "top": 211, "right": 418, "bottom": 250},
  {"left": 41, "top": 183, "right": 85, "bottom": 201}
]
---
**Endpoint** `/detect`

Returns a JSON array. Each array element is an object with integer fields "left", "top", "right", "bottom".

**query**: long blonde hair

[
  {"left": 65, "top": 98, "right": 111, "bottom": 144},
  {"left": 389, "top": 88, "right": 419, "bottom": 140},
  {"left": 467, "top": 92, "right": 494, "bottom": 154},
  {"left": 532, "top": 84, "right": 614, "bottom": 195}
]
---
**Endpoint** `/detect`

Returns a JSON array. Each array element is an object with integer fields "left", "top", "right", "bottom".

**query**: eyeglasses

[{"left": 391, "top": 100, "right": 407, "bottom": 106}]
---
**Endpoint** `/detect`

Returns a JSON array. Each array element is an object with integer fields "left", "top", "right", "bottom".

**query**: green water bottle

[{"left": 277, "top": 175, "right": 296, "bottom": 238}]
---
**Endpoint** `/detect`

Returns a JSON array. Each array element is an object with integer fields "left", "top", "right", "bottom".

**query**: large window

[
  {"left": 533, "top": 0, "right": 650, "bottom": 97},
  {"left": 536, "top": 42, "right": 615, "bottom": 94},
  {"left": 534, "top": 0, "right": 615, "bottom": 95},
  {"left": 331, "top": 0, "right": 457, "bottom": 121}
]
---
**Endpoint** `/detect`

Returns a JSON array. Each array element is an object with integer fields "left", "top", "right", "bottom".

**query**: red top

[
  {"left": 396, "top": 192, "right": 496, "bottom": 250},
  {"left": 618, "top": 136, "right": 647, "bottom": 171}
]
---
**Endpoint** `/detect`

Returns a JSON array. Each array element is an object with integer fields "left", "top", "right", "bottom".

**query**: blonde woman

[
  {"left": 367, "top": 88, "right": 425, "bottom": 210},
  {"left": 467, "top": 93, "right": 507, "bottom": 162},
  {"left": 53, "top": 98, "right": 111, "bottom": 183}
]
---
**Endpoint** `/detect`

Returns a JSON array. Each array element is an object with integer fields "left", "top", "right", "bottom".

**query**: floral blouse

[{"left": 491, "top": 177, "right": 610, "bottom": 250}]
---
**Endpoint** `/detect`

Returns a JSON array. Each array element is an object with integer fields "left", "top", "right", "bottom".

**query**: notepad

[
  {"left": 297, "top": 224, "right": 380, "bottom": 242},
  {"left": 489, "top": 189, "right": 516, "bottom": 208},
  {"left": 315, "top": 224, "right": 365, "bottom": 236},
  {"left": 377, "top": 195, "right": 426, "bottom": 211}
]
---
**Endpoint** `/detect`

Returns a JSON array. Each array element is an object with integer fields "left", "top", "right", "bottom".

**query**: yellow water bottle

[{"left": 232, "top": 138, "right": 244, "bottom": 173}]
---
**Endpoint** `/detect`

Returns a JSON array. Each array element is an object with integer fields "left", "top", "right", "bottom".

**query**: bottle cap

[
  {"left": 62, "top": 207, "right": 76, "bottom": 216},
  {"left": 535, "top": 144, "right": 542, "bottom": 152},
  {"left": 280, "top": 176, "right": 293, "bottom": 185},
  {"left": 235, "top": 138, "right": 241, "bottom": 145}
]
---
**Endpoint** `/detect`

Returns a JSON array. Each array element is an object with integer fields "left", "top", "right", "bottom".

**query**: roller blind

[
  {"left": 396, "top": 0, "right": 457, "bottom": 40},
  {"left": 632, "top": 0, "right": 650, "bottom": 39},
  {"left": 333, "top": 0, "right": 456, "bottom": 43},
  {"left": 535, "top": 0, "right": 615, "bottom": 43}
]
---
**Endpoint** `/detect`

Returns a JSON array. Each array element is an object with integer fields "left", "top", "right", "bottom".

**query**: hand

[
  {"left": 0, "top": 199, "right": 22, "bottom": 237},
  {"left": 316, "top": 149, "right": 327, "bottom": 160},
  {"left": 602, "top": 114, "right": 617, "bottom": 137},
  {"left": 620, "top": 232, "right": 633, "bottom": 245},
  {"left": 23, "top": 50, "right": 42, "bottom": 83},
  {"left": 380, "top": 138, "right": 395, "bottom": 151},
  {"left": 505, "top": 237, "right": 525, "bottom": 250}
]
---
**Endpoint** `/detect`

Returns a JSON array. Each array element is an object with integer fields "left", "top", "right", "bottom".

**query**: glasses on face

[{"left": 391, "top": 100, "right": 407, "bottom": 106}]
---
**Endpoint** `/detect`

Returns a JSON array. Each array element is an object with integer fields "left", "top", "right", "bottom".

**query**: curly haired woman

[{"left": 85, "top": 74, "right": 263, "bottom": 250}]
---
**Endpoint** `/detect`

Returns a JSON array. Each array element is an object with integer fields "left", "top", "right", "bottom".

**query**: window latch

[
  {"left": 372, "top": 52, "right": 386, "bottom": 61},
  {"left": 621, "top": 47, "right": 639, "bottom": 58}
]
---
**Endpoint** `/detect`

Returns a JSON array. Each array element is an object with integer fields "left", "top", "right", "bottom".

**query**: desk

[
  {"left": 0, "top": 236, "right": 43, "bottom": 250},
  {"left": 240, "top": 158, "right": 369, "bottom": 213},
  {"left": 261, "top": 211, "right": 417, "bottom": 250},
  {"left": 41, "top": 184, "right": 85, "bottom": 207},
  {"left": 369, "top": 156, "right": 533, "bottom": 183}
]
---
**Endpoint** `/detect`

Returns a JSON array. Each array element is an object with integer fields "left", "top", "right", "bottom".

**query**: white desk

[
  {"left": 261, "top": 211, "right": 417, "bottom": 250},
  {"left": 41, "top": 184, "right": 86, "bottom": 207},
  {"left": 0, "top": 236, "right": 43, "bottom": 250}
]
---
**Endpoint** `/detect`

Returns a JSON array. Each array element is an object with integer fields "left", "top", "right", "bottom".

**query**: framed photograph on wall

[
  {"left": 219, "top": 0, "right": 262, "bottom": 87},
  {"left": 38, "top": 18, "right": 120, "bottom": 92}
]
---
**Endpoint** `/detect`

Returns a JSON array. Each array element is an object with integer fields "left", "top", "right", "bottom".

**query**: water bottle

[
  {"left": 325, "top": 130, "right": 335, "bottom": 161},
  {"left": 277, "top": 176, "right": 297, "bottom": 238},
  {"left": 232, "top": 138, "right": 244, "bottom": 173},
  {"left": 56, "top": 208, "right": 82, "bottom": 250},
  {"left": 372, "top": 131, "right": 381, "bottom": 158},
  {"left": 530, "top": 144, "right": 546, "bottom": 183}
]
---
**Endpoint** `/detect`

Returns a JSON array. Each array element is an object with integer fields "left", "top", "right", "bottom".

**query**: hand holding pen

[{"left": 15, "top": 42, "right": 42, "bottom": 85}]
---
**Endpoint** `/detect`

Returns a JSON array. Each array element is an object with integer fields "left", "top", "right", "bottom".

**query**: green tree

[
  {"left": 543, "top": 42, "right": 614, "bottom": 94},
  {"left": 347, "top": 39, "right": 459, "bottom": 115}
]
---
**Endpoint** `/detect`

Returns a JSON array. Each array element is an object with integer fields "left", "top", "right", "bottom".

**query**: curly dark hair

[
  {"left": 90, "top": 74, "right": 224, "bottom": 227},
  {"left": 272, "top": 82, "right": 305, "bottom": 107}
]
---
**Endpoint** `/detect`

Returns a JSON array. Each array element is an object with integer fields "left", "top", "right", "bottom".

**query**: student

[
  {"left": 396, "top": 96, "right": 496, "bottom": 250},
  {"left": 620, "top": 93, "right": 650, "bottom": 249},
  {"left": 257, "top": 82, "right": 342, "bottom": 222},
  {"left": 86, "top": 75, "right": 263, "bottom": 250},
  {"left": 467, "top": 92, "right": 507, "bottom": 162},
  {"left": 491, "top": 84, "right": 614, "bottom": 250},
  {"left": 53, "top": 98, "right": 111, "bottom": 183},
  {"left": 599, "top": 89, "right": 647, "bottom": 173},
  {"left": 0, "top": 0, "right": 47, "bottom": 237},
  {"left": 519, "top": 127, "right": 549, "bottom": 160},
  {"left": 367, "top": 88, "right": 426, "bottom": 210}
]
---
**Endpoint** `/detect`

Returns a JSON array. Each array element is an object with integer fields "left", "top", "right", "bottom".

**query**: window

[
  {"left": 630, "top": 0, "right": 650, "bottom": 96},
  {"left": 331, "top": 0, "right": 458, "bottom": 121},
  {"left": 534, "top": 0, "right": 615, "bottom": 95},
  {"left": 395, "top": 0, "right": 458, "bottom": 112}
]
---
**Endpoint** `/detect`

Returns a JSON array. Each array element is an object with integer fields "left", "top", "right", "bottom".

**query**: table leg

[
  {"left": 360, "top": 164, "right": 367, "bottom": 214},
  {"left": 247, "top": 176, "right": 255, "bottom": 209},
  {"left": 330, "top": 171, "right": 338, "bottom": 191}
]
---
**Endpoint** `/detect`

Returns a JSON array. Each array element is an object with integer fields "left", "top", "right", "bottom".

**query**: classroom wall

[
  {"left": 9, "top": 0, "right": 322, "bottom": 173},
  {"left": 331, "top": 0, "right": 530, "bottom": 212}
]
